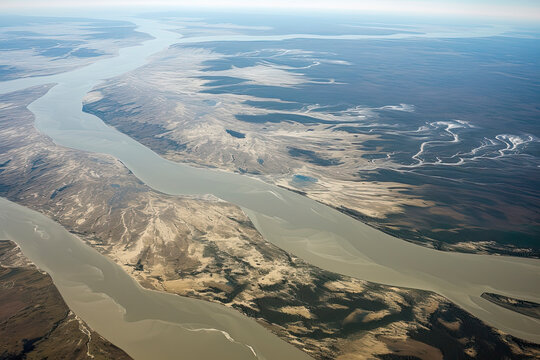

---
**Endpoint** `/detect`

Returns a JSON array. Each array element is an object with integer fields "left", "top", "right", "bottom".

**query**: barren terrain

[
  {"left": 1, "top": 85, "right": 539, "bottom": 359},
  {"left": 82, "top": 41, "right": 540, "bottom": 257}
]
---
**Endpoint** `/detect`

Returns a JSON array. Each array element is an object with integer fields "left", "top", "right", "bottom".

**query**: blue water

[{"left": 292, "top": 174, "right": 318, "bottom": 185}]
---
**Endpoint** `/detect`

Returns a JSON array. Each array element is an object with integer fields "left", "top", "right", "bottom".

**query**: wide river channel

[{"left": 0, "top": 18, "right": 539, "bottom": 356}]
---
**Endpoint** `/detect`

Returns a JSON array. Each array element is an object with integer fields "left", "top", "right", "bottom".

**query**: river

[
  {"left": 0, "top": 17, "right": 539, "bottom": 347},
  {"left": 0, "top": 198, "right": 311, "bottom": 360}
]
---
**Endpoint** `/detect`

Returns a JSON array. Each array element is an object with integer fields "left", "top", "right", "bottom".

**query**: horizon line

[{"left": 1, "top": 1, "right": 540, "bottom": 23}]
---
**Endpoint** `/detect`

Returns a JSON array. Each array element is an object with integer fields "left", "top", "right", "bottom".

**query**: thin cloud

[{"left": 1, "top": 0, "right": 540, "bottom": 21}]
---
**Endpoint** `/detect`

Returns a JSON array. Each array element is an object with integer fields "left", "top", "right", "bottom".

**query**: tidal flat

[{"left": 1, "top": 15, "right": 539, "bottom": 359}]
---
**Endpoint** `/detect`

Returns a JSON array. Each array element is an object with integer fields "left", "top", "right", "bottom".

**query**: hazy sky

[{"left": 2, "top": 0, "right": 540, "bottom": 21}]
